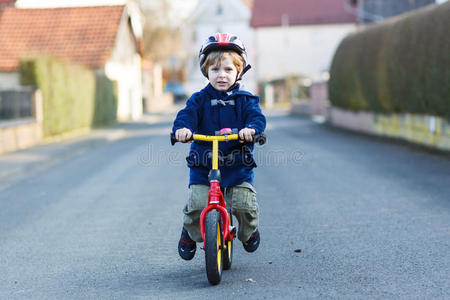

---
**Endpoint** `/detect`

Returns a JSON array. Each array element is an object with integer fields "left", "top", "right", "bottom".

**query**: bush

[
  {"left": 329, "top": 2, "right": 450, "bottom": 119},
  {"left": 19, "top": 56, "right": 117, "bottom": 136},
  {"left": 93, "top": 73, "right": 118, "bottom": 126}
]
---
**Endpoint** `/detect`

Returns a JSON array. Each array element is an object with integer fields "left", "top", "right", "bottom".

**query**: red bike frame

[{"left": 199, "top": 180, "right": 234, "bottom": 246}]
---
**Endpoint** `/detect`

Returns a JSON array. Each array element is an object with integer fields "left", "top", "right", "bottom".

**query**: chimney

[{"left": 0, "top": 0, "right": 15, "bottom": 10}]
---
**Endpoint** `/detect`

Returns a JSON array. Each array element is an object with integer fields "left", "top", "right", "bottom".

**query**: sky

[
  {"left": 15, "top": 0, "right": 448, "bottom": 8},
  {"left": 16, "top": 0, "right": 447, "bottom": 13},
  {"left": 16, "top": 0, "right": 126, "bottom": 7},
  {"left": 16, "top": 0, "right": 200, "bottom": 25},
  {"left": 16, "top": 0, "right": 199, "bottom": 14}
]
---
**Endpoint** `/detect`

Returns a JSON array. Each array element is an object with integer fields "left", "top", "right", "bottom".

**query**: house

[
  {"left": 182, "top": 0, "right": 257, "bottom": 95},
  {"left": 0, "top": 2, "right": 143, "bottom": 121},
  {"left": 251, "top": 0, "right": 358, "bottom": 86}
]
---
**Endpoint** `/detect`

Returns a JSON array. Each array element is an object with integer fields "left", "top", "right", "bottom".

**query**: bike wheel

[
  {"left": 223, "top": 213, "right": 233, "bottom": 270},
  {"left": 204, "top": 210, "right": 223, "bottom": 285}
]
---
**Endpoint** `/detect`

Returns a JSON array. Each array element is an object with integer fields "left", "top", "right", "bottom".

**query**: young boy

[{"left": 172, "top": 33, "right": 266, "bottom": 260}]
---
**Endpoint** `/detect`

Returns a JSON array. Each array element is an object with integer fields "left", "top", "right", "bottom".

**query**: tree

[{"left": 141, "top": 0, "right": 183, "bottom": 62}]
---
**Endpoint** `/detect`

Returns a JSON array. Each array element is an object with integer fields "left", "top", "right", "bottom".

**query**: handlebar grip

[
  {"left": 253, "top": 133, "right": 267, "bottom": 145},
  {"left": 170, "top": 132, "right": 194, "bottom": 145},
  {"left": 170, "top": 132, "right": 177, "bottom": 145}
]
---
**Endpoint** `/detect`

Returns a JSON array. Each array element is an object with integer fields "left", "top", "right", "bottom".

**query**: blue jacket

[{"left": 172, "top": 83, "right": 266, "bottom": 187}]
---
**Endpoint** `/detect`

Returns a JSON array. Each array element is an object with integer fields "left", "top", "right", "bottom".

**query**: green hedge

[
  {"left": 329, "top": 2, "right": 450, "bottom": 119},
  {"left": 19, "top": 56, "right": 117, "bottom": 137},
  {"left": 93, "top": 74, "right": 118, "bottom": 126}
]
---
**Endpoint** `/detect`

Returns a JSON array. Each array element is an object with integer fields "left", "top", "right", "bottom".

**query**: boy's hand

[
  {"left": 175, "top": 128, "right": 193, "bottom": 143},
  {"left": 239, "top": 128, "right": 256, "bottom": 143}
]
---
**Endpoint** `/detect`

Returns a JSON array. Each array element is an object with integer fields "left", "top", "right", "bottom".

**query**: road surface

[{"left": 1, "top": 111, "right": 449, "bottom": 298}]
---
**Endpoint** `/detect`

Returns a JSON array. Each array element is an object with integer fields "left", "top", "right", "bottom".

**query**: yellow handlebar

[
  {"left": 192, "top": 134, "right": 239, "bottom": 142},
  {"left": 192, "top": 134, "right": 239, "bottom": 170},
  {"left": 170, "top": 132, "right": 266, "bottom": 170}
]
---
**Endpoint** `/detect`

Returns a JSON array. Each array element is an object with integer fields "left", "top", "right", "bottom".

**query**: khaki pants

[{"left": 183, "top": 182, "right": 259, "bottom": 243}]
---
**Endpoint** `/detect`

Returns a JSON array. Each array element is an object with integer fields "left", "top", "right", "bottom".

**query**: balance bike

[{"left": 171, "top": 128, "right": 266, "bottom": 285}]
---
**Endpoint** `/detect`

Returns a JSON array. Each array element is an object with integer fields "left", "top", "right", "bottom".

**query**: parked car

[{"left": 164, "top": 81, "right": 187, "bottom": 102}]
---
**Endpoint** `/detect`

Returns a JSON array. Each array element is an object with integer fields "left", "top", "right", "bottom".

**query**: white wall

[
  {"left": 254, "top": 23, "right": 357, "bottom": 82},
  {"left": 0, "top": 73, "right": 20, "bottom": 89},
  {"left": 105, "top": 13, "right": 143, "bottom": 121},
  {"left": 184, "top": 0, "right": 257, "bottom": 95}
]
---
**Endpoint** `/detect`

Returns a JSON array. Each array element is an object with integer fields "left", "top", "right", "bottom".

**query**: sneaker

[
  {"left": 178, "top": 227, "right": 196, "bottom": 260},
  {"left": 243, "top": 229, "right": 260, "bottom": 253}
]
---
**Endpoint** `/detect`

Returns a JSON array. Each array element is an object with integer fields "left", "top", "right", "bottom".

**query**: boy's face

[{"left": 207, "top": 56, "right": 238, "bottom": 91}]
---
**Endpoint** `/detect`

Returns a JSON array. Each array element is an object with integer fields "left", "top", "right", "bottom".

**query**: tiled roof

[
  {"left": 251, "top": 0, "right": 357, "bottom": 27},
  {"left": 0, "top": 5, "right": 125, "bottom": 71}
]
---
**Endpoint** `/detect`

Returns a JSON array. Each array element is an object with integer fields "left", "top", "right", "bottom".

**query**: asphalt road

[{"left": 0, "top": 111, "right": 449, "bottom": 299}]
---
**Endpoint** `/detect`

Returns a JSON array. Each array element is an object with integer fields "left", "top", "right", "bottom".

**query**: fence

[{"left": 0, "top": 88, "right": 43, "bottom": 155}]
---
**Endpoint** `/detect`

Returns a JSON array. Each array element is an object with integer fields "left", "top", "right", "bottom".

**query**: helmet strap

[
  {"left": 237, "top": 64, "right": 251, "bottom": 81},
  {"left": 226, "top": 64, "right": 252, "bottom": 92}
]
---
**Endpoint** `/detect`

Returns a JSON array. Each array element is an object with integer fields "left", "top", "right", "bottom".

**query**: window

[{"left": 217, "top": 4, "right": 223, "bottom": 15}]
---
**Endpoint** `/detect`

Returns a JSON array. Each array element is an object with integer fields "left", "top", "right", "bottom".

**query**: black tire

[
  {"left": 204, "top": 210, "right": 223, "bottom": 285},
  {"left": 223, "top": 213, "right": 233, "bottom": 270}
]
